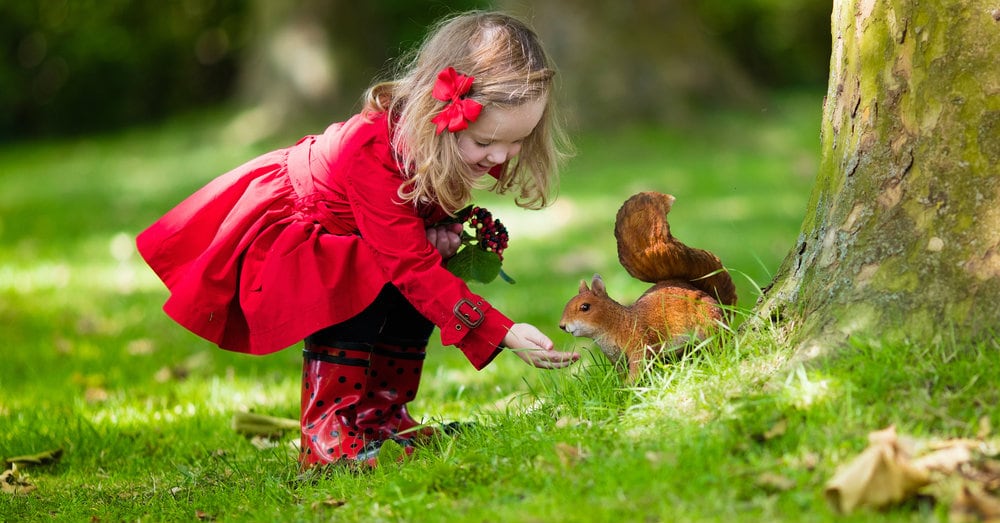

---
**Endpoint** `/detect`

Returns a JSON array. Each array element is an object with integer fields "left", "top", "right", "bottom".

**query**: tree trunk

[
  {"left": 228, "top": 0, "right": 339, "bottom": 143},
  {"left": 756, "top": 0, "right": 1000, "bottom": 354}
]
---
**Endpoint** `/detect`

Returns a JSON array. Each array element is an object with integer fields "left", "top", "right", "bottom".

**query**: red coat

[{"left": 136, "top": 112, "right": 513, "bottom": 370}]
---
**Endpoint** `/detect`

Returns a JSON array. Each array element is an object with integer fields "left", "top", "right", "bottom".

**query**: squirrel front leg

[
  {"left": 626, "top": 354, "right": 644, "bottom": 384},
  {"left": 624, "top": 343, "right": 658, "bottom": 384}
]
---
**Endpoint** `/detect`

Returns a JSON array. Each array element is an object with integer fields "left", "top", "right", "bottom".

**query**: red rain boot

[
  {"left": 299, "top": 342, "right": 384, "bottom": 468},
  {"left": 356, "top": 340, "right": 437, "bottom": 443}
]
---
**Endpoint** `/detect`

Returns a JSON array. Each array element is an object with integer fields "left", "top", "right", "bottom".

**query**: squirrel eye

[{"left": 579, "top": 303, "right": 590, "bottom": 312}]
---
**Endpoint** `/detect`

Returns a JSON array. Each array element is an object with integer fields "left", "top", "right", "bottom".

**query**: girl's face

[{"left": 457, "top": 96, "right": 547, "bottom": 177}]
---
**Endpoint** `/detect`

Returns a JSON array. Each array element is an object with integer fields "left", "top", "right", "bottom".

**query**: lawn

[{"left": 2, "top": 91, "right": 995, "bottom": 522}]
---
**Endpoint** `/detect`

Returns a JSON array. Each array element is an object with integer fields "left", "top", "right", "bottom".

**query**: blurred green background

[
  {"left": 0, "top": 0, "right": 829, "bottom": 421},
  {"left": 1, "top": 0, "right": 830, "bottom": 140},
  {"left": 0, "top": 5, "right": 829, "bottom": 517}
]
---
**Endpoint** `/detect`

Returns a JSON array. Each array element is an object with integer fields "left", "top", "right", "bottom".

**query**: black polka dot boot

[
  {"left": 299, "top": 342, "right": 384, "bottom": 469},
  {"left": 356, "top": 339, "right": 438, "bottom": 443}
]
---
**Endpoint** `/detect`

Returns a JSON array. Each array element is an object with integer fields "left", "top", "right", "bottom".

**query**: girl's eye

[{"left": 476, "top": 141, "right": 491, "bottom": 147}]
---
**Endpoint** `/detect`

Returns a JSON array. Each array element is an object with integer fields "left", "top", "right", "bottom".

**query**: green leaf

[
  {"left": 447, "top": 246, "right": 502, "bottom": 283},
  {"left": 375, "top": 439, "right": 408, "bottom": 467}
]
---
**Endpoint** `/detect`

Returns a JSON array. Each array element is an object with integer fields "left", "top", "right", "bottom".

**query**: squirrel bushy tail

[{"left": 614, "top": 192, "right": 737, "bottom": 306}]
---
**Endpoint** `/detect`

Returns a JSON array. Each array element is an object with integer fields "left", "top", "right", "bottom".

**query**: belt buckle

[{"left": 453, "top": 298, "right": 484, "bottom": 328}]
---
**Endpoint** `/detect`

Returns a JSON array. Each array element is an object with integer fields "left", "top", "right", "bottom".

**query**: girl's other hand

[
  {"left": 426, "top": 222, "right": 464, "bottom": 258},
  {"left": 504, "top": 323, "right": 580, "bottom": 369}
]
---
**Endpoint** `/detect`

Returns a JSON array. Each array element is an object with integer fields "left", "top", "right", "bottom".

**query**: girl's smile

[{"left": 457, "top": 96, "right": 547, "bottom": 176}]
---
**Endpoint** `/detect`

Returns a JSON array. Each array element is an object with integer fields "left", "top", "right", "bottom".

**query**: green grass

[{"left": 2, "top": 92, "right": 995, "bottom": 522}]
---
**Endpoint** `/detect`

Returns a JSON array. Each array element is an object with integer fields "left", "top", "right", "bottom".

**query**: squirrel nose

[{"left": 558, "top": 322, "right": 567, "bottom": 331}]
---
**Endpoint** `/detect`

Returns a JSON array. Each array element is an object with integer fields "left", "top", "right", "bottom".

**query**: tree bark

[{"left": 756, "top": 0, "right": 1000, "bottom": 354}]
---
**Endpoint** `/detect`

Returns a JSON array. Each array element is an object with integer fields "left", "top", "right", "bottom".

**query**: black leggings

[{"left": 306, "top": 284, "right": 434, "bottom": 346}]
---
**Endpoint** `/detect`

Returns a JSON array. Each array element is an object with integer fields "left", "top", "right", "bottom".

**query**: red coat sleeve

[{"left": 342, "top": 143, "right": 512, "bottom": 370}]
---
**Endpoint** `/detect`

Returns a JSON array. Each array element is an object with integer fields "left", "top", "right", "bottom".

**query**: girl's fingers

[
  {"left": 517, "top": 347, "right": 580, "bottom": 369},
  {"left": 427, "top": 225, "right": 462, "bottom": 257}
]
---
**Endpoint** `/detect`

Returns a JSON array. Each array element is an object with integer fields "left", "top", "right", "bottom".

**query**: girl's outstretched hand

[
  {"left": 504, "top": 323, "right": 580, "bottom": 369},
  {"left": 426, "top": 222, "right": 464, "bottom": 258}
]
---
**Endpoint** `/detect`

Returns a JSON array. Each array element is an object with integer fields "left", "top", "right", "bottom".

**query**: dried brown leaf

[
  {"left": 950, "top": 485, "right": 1000, "bottom": 523},
  {"left": 869, "top": 425, "right": 904, "bottom": 447},
  {"left": 1, "top": 465, "right": 37, "bottom": 495},
  {"left": 250, "top": 436, "right": 282, "bottom": 450},
  {"left": 4, "top": 448, "right": 63, "bottom": 467},
  {"left": 757, "top": 472, "right": 796, "bottom": 492},
  {"left": 825, "top": 426, "right": 931, "bottom": 514},
  {"left": 914, "top": 445, "right": 974, "bottom": 474},
  {"left": 311, "top": 498, "right": 347, "bottom": 510},
  {"left": 762, "top": 418, "right": 788, "bottom": 441},
  {"left": 799, "top": 451, "right": 820, "bottom": 471},
  {"left": 232, "top": 412, "right": 299, "bottom": 437},
  {"left": 978, "top": 417, "right": 992, "bottom": 440},
  {"left": 554, "top": 416, "right": 591, "bottom": 429},
  {"left": 959, "top": 459, "right": 1000, "bottom": 491}
]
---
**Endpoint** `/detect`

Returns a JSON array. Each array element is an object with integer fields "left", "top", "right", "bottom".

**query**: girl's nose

[{"left": 486, "top": 148, "right": 508, "bottom": 165}]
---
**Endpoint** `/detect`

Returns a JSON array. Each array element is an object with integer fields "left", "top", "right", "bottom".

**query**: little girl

[{"left": 137, "top": 11, "right": 580, "bottom": 467}]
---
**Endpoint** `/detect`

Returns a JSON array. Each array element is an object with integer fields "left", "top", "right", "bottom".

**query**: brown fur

[{"left": 558, "top": 192, "right": 734, "bottom": 382}]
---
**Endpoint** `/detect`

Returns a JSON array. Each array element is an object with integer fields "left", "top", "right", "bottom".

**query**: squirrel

[{"left": 558, "top": 191, "right": 737, "bottom": 383}]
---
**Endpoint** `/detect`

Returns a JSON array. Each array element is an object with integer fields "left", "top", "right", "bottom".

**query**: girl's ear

[{"left": 591, "top": 274, "right": 606, "bottom": 296}]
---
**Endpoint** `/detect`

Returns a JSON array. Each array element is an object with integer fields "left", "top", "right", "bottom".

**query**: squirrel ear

[
  {"left": 578, "top": 279, "right": 590, "bottom": 293},
  {"left": 591, "top": 273, "right": 606, "bottom": 295}
]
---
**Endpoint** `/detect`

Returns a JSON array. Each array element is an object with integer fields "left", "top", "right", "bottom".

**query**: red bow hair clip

[{"left": 431, "top": 67, "right": 483, "bottom": 134}]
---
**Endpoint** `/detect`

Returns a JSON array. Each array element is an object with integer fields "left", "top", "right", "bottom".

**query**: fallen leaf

[
  {"left": 929, "top": 438, "right": 990, "bottom": 452},
  {"left": 249, "top": 436, "right": 281, "bottom": 450},
  {"left": 310, "top": 498, "right": 347, "bottom": 510},
  {"left": 757, "top": 472, "right": 796, "bottom": 492},
  {"left": 825, "top": 426, "right": 931, "bottom": 514},
  {"left": 913, "top": 445, "right": 973, "bottom": 474},
  {"left": 869, "top": 425, "right": 904, "bottom": 446},
  {"left": 799, "top": 451, "right": 820, "bottom": 471},
  {"left": 375, "top": 439, "right": 409, "bottom": 467},
  {"left": 950, "top": 485, "right": 1000, "bottom": 523},
  {"left": 232, "top": 412, "right": 299, "bottom": 437},
  {"left": 4, "top": 448, "right": 63, "bottom": 467},
  {"left": 1, "top": 464, "right": 37, "bottom": 495},
  {"left": 978, "top": 417, "right": 992, "bottom": 440},
  {"left": 555, "top": 415, "right": 591, "bottom": 429},
  {"left": 959, "top": 459, "right": 1000, "bottom": 491},
  {"left": 762, "top": 418, "right": 788, "bottom": 441}
]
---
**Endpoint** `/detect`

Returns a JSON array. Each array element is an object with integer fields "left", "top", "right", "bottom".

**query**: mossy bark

[{"left": 756, "top": 0, "right": 1000, "bottom": 354}]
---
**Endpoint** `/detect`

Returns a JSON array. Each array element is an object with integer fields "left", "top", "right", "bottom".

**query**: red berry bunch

[{"left": 468, "top": 206, "right": 509, "bottom": 260}]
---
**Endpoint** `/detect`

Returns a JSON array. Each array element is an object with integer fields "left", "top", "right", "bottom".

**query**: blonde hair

[{"left": 363, "top": 11, "right": 571, "bottom": 214}]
